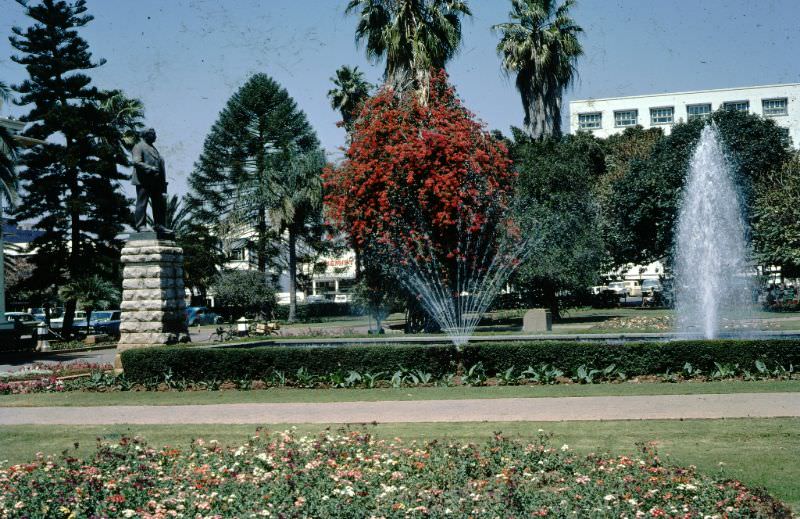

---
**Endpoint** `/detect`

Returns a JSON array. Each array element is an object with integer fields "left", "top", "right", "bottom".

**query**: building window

[
  {"left": 723, "top": 100, "right": 749, "bottom": 112},
  {"left": 578, "top": 112, "right": 602, "bottom": 130},
  {"left": 614, "top": 110, "right": 638, "bottom": 127},
  {"left": 687, "top": 103, "right": 712, "bottom": 121},
  {"left": 229, "top": 248, "right": 245, "bottom": 261},
  {"left": 650, "top": 107, "right": 674, "bottom": 125},
  {"left": 762, "top": 98, "right": 788, "bottom": 117}
]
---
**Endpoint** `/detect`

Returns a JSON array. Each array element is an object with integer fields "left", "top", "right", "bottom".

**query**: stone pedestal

[
  {"left": 115, "top": 233, "right": 190, "bottom": 368},
  {"left": 522, "top": 309, "right": 552, "bottom": 333}
]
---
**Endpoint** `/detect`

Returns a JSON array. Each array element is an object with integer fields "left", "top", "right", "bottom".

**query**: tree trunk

[
  {"left": 287, "top": 227, "right": 297, "bottom": 323},
  {"left": 62, "top": 164, "right": 81, "bottom": 340},
  {"left": 86, "top": 308, "right": 92, "bottom": 336},
  {"left": 62, "top": 299, "right": 77, "bottom": 340},
  {"left": 354, "top": 247, "right": 362, "bottom": 283},
  {"left": 544, "top": 284, "right": 561, "bottom": 322},
  {"left": 257, "top": 205, "right": 267, "bottom": 273}
]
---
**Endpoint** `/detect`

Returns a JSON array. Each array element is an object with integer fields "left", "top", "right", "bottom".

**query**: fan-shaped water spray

[{"left": 674, "top": 124, "right": 751, "bottom": 338}]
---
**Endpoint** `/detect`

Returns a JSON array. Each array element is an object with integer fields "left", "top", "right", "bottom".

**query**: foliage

[
  {"left": 346, "top": 0, "right": 472, "bottom": 94},
  {"left": 120, "top": 339, "right": 800, "bottom": 385},
  {"left": 10, "top": 0, "right": 139, "bottom": 337},
  {"left": 177, "top": 223, "right": 225, "bottom": 300},
  {"left": 0, "top": 81, "right": 18, "bottom": 206},
  {"left": 57, "top": 275, "right": 120, "bottom": 334},
  {"left": 509, "top": 130, "right": 605, "bottom": 318},
  {"left": 210, "top": 270, "right": 276, "bottom": 319},
  {"left": 0, "top": 429, "right": 789, "bottom": 517},
  {"left": 327, "top": 65, "right": 372, "bottom": 133},
  {"left": 186, "top": 73, "right": 318, "bottom": 272},
  {"left": 272, "top": 302, "right": 355, "bottom": 322},
  {"left": 494, "top": 0, "right": 583, "bottom": 138},
  {"left": 324, "top": 72, "right": 515, "bottom": 329},
  {"left": 269, "top": 148, "right": 328, "bottom": 322},
  {"left": 605, "top": 110, "right": 790, "bottom": 265},
  {"left": 752, "top": 152, "right": 800, "bottom": 275}
]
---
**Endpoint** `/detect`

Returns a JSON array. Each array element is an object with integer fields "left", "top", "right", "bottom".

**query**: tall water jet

[{"left": 675, "top": 124, "right": 751, "bottom": 338}]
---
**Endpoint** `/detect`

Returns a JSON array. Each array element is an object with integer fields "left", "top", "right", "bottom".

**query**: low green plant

[
  {"left": 521, "top": 364, "right": 564, "bottom": 385},
  {"left": 463, "top": 362, "right": 487, "bottom": 386},
  {"left": 711, "top": 362, "right": 738, "bottom": 380},
  {"left": 573, "top": 365, "right": 601, "bottom": 384}
]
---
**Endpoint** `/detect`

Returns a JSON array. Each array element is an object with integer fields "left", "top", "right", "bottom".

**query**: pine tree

[
  {"left": 186, "top": 73, "right": 319, "bottom": 273},
  {"left": 10, "top": 0, "right": 135, "bottom": 333}
]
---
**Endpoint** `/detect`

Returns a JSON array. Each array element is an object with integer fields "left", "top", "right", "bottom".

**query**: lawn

[
  {"left": 2, "top": 379, "right": 799, "bottom": 407},
  {"left": 1, "top": 418, "right": 797, "bottom": 510}
]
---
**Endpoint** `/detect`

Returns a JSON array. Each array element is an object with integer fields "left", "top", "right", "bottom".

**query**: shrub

[
  {"left": 121, "top": 339, "right": 800, "bottom": 384},
  {"left": 272, "top": 302, "right": 356, "bottom": 322},
  {"left": 211, "top": 270, "right": 276, "bottom": 319}
]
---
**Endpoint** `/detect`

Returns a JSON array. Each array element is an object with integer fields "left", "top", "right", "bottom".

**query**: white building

[{"left": 570, "top": 83, "right": 800, "bottom": 145}]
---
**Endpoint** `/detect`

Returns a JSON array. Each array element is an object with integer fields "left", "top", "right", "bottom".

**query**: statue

[{"left": 131, "top": 128, "right": 173, "bottom": 238}]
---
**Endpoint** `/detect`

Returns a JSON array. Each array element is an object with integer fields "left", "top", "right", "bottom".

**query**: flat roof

[{"left": 571, "top": 83, "right": 800, "bottom": 104}]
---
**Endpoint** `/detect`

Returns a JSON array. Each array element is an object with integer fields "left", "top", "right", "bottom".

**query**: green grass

[
  {"left": 2, "top": 379, "right": 798, "bottom": 407},
  {"left": 1, "top": 418, "right": 797, "bottom": 510}
]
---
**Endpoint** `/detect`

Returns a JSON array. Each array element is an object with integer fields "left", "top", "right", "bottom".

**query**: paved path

[{"left": 1, "top": 393, "right": 798, "bottom": 425}]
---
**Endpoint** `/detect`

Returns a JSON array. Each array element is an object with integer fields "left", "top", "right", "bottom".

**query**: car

[
  {"left": 641, "top": 279, "right": 662, "bottom": 294},
  {"left": 186, "top": 306, "right": 223, "bottom": 326},
  {"left": 49, "top": 310, "right": 87, "bottom": 331},
  {"left": 90, "top": 310, "right": 122, "bottom": 338},
  {"left": 607, "top": 280, "right": 642, "bottom": 298},
  {"left": 334, "top": 294, "right": 350, "bottom": 304},
  {"left": 305, "top": 294, "right": 327, "bottom": 304}
]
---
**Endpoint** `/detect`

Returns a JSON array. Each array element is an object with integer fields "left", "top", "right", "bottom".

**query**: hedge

[
  {"left": 272, "top": 303, "right": 357, "bottom": 322},
  {"left": 120, "top": 339, "right": 800, "bottom": 383}
]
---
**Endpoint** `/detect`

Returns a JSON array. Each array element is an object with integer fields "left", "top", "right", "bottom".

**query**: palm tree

[
  {"left": 328, "top": 66, "right": 372, "bottom": 133},
  {"left": 58, "top": 275, "right": 120, "bottom": 336},
  {"left": 147, "top": 194, "right": 192, "bottom": 237},
  {"left": 494, "top": 0, "right": 583, "bottom": 139},
  {"left": 99, "top": 90, "right": 145, "bottom": 147},
  {"left": 345, "top": 0, "right": 471, "bottom": 95},
  {"left": 269, "top": 148, "right": 326, "bottom": 323},
  {"left": 0, "top": 81, "right": 19, "bottom": 207}
]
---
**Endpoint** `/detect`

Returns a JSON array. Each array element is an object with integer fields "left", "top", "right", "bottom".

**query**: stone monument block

[
  {"left": 522, "top": 309, "right": 552, "bottom": 332},
  {"left": 115, "top": 234, "right": 190, "bottom": 368}
]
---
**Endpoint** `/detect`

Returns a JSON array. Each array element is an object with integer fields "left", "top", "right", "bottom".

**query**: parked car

[
  {"left": 50, "top": 310, "right": 87, "bottom": 331},
  {"left": 186, "top": 306, "right": 223, "bottom": 326},
  {"left": 90, "top": 310, "right": 122, "bottom": 338},
  {"left": 641, "top": 279, "right": 662, "bottom": 294},
  {"left": 607, "top": 280, "right": 642, "bottom": 298},
  {"left": 2, "top": 312, "right": 39, "bottom": 351},
  {"left": 334, "top": 294, "right": 350, "bottom": 304}
]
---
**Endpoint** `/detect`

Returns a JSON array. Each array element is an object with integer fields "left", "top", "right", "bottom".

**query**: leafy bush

[
  {"left": 121, "top": 339, "right": 800, "bottom": 386},
  {"left": 272, "top": 302, "right": 356, "bottom": 322},
  {"left": 211, "top": 270, "right": 276, "bottom": 319}
]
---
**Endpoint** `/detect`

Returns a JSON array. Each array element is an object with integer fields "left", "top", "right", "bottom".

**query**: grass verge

[
  {"left": 1, "top": 379, "right": 798, "bottom": 407},
  {"left": 0, "top": 418, "right": 796, "bottom": 510}
]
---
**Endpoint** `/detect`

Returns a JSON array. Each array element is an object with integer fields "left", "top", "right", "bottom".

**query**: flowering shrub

[{"left": 0, "top": 430, "right": 789, "bottom": 518}]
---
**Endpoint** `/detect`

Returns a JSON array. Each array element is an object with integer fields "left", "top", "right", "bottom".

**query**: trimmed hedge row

[
  {"left": 120, "top": 339, "right": 800, "bottom": 383},
  {"left": 272, "top": 303, "right": 356, "bottom": 322}
]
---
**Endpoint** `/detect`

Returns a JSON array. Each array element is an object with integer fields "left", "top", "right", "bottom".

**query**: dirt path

[{"left": 1, "top": 393, "right": 798, "bottom": 425}]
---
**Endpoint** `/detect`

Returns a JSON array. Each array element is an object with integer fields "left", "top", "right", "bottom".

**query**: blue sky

[{"left": 2, "top": 0, "right": 799, "bottom": 199}]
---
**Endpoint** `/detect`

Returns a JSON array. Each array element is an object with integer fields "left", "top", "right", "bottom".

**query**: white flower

[
  {"left": 560, "top": 444, "right": 569, "bottom": 451},
  {"left": 604, "top": 494, "right": 616, "bottom": 501},
  {"left": 122, "top": 510, "right": 136, "bottom": 518}
]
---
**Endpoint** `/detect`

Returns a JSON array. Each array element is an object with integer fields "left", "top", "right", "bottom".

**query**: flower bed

[
  {"left": 0, "top": 430, "right": 790, "bottom": 517},
  {"left": 0, "top": 362, "right": 113, "bottom": 395}
]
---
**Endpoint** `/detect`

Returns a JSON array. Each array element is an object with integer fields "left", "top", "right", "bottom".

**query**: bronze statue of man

[{"left": 131, "top": 128, "right": 172, "bottom": 236}]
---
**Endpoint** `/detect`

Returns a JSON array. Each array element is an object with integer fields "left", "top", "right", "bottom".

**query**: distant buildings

[{"left": 570, "top": 83, "right": 800, "bottom": 146}]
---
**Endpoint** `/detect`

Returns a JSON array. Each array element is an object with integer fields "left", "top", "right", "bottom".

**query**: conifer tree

[
  {"left": 186, "top": 73, "right": 319, "bottom": 273},
  {"left": 9, "top": 0, "right": 135, "bottom": 333}
]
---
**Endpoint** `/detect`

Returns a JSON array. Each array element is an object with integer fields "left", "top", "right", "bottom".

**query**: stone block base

[
  {"left": 115, "top": 236, "right": 190, "bottom": 369},
  {"left": 522, "top": 309, "right": 552, "bottom": 332}
]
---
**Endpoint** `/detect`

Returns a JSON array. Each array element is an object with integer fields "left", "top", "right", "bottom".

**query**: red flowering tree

[{"left": 325, "top": 72, "right": 524, "bottom": 337}]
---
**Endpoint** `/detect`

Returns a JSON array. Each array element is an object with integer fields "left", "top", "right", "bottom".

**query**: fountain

[
  {"left": 379, "top": 205, "right": 536, "bottom": 347},
  {"left": 674, "top": 124, "right": 752, "bottom": 338}
]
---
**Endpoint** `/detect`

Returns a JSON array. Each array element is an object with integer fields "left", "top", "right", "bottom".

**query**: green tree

[
  {"left": 186, "top": 73, "right": 319, "bottom": 272},
  {"left": 211, "top": 270, "right": 276, "bottom": 320},
  {"left": 753, "top": 153, "right": 800, "bottom": 277},
  {"left": 606, "top": 110, "right": 791, "bottom": 266},
  {"left": 346, "top": 0, "right": 471, "bottom": 94},
  {"left": 0, "top": 81, "right": 19, "bottom": 206},
  {"left": 10, "top": 0, "right": 136, "bottom": 335},
  {"left": 178, "top": 223, "right": 225, "bottom": 304},
  {"left": 269, "top": 148, "right": 326, "bottom": 323},
  {"left": 494, "top": 0, "right": 583, "bottom": 139},
  {"left": 328, "top": 65, "right": 372, "bottom": 134},
  {"left": 58, "top": 275, "right": 120, "bottom": 335},
  {"left": 510, "top": 129, "right": 605, "bottom": 319}
]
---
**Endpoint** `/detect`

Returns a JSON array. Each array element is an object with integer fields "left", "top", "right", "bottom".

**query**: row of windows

[{"left": 578, "top": 97, "right": 789, "bottom": 130}]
